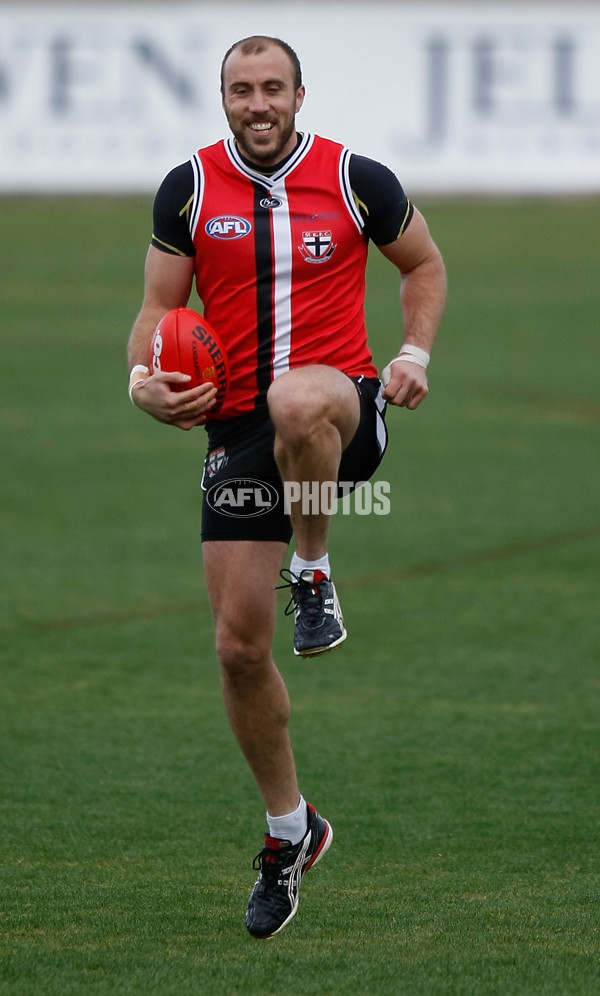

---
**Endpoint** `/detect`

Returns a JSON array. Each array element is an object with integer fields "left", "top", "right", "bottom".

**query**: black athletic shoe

[
  {"left": 245, "top": 803, "right": 333, "bottom": 939},
  {"left": 277, "top": 569, "right": 347, "bottom": 657}
]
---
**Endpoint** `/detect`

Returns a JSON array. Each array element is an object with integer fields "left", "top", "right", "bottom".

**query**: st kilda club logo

[
  {"left": 298, "top": 230, "right": 337, "bottom": 263},
  {"left": 206, "top": 478, "right": 279, "bottom": 518}
]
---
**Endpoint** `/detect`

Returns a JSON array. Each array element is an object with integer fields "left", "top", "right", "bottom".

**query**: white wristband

[
  {"left": 128, "top": 364, "right": 150, "bottom": 403},
  {"left": 391, "top": 355, "right": 427, "bottom": 370},
  {"left": 395, "top": 344, "right": 430, "bottom": 369}
]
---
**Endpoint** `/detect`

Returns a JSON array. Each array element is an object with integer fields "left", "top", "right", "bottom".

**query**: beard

[{"left": 227, "top": 114, "right": 297, "bottom": 166}]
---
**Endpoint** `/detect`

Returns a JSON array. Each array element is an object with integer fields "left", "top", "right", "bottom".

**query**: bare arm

[
  {"left": 127, "top": 245, "right": 195, "bottom": 366},
  {"left": 127, "top": 246, "right": 217, "bottom": 430},
  {"left": 377, "top": 208, "right": 447, "bottom": 410}
]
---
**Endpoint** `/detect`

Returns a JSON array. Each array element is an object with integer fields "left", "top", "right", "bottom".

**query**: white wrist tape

[
  {"left": 395, "top": 344, "right": 430, "bottom": 369},
  {"left": 381, "top": 345, "right": 430, "bottom": 387},
  {"left": 128, "top": 364, "right": 150, "bottom": 403}
]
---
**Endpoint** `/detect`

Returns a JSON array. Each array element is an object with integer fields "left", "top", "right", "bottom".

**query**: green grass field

[{"left": 1, "top": 194, "right": 599, "bottom": 995}]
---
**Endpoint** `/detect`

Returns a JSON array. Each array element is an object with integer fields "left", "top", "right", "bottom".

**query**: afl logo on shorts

[
  {"left": 205, "top": 216, "right": 252, "bottom": 240},
  {"left": 206, "top": 478, "right": 279, "bottom": 518}
]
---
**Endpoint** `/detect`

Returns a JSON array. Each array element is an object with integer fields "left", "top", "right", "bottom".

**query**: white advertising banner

[{"left": 1, "top": 3, "right": 599, "bottom": 194}]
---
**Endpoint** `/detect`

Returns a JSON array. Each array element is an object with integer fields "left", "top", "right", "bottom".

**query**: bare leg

[
  {"left": 267, "top": 366, "right": 360, "bottom": 560},
  {"left": 202, "top": 539, "right": 299, "bottom": 816}
]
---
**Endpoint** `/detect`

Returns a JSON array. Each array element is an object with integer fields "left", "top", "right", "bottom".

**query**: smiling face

[{"left": 221, "top": 42, "right": 305, "bottom": 167}]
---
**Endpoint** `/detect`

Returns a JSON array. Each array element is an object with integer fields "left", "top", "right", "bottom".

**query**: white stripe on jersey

[
  {"left": 339, "top": 148, "right": 364, "bottom": 234},
  {"left": 270, "top": 179, "right": 293, "bottom": 379},
  {"left": 189, "top": 153, "right": 205, "bottom": 239}
]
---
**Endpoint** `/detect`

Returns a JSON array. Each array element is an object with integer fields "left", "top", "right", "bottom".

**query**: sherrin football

[{"left": 149, "top": 308, "right": 229, "bottom": 417}]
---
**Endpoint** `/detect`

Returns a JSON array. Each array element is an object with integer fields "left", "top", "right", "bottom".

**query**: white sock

[
  {"left": 267, "top": 796, "right": 308, "bottom": 845},
  {"left": 290, "top": 552, "right": 330, "bottom": 578}
]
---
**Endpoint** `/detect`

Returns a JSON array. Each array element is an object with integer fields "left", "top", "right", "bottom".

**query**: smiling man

[
  {"left": 127, "top": 35, "right": 446, "bottom": 939},
  {"left": 220, "top": 37, "right": 304, "bottom": 164}
]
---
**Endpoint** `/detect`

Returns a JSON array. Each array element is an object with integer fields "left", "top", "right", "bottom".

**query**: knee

[
  {"left": 267, "top": 373, "right": 321, "bottom": 441},
  {"left": 215, "top": 628, "right": 270, "bottom": 684}
]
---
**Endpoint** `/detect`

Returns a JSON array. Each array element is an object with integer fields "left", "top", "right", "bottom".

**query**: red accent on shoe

[{"left": 263, "top": 835, "right": 290, "bottom": 861}]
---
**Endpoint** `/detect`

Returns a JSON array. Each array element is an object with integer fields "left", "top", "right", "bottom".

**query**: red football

[{"left": 149, "top": 308, "right": 229, "bottom": 416}]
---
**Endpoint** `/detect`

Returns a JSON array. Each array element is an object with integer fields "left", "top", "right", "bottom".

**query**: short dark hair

[{"left": 220, "top": 36, "right": 303, "bottom": 93}]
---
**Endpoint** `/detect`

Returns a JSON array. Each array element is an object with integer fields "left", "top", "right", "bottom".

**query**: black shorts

[{"left": 200, "top": 375, "right": 387, "bottom": 543}]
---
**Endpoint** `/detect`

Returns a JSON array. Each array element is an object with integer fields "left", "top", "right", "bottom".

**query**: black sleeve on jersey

[
  {"left": 348, "top": 154, "right": 414, "bottom": 246},
  {"left": 151, "top": 161, "right": 196, "bottom": 257}
]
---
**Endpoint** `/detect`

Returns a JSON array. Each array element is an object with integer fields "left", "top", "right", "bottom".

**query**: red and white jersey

[{"left": 188, "top": 133, "right": 378, "bottom": 418}]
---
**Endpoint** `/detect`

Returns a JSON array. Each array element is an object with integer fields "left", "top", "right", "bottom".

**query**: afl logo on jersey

[{"left": 205, "top": 216, "right": 252, "bottom": 240}]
